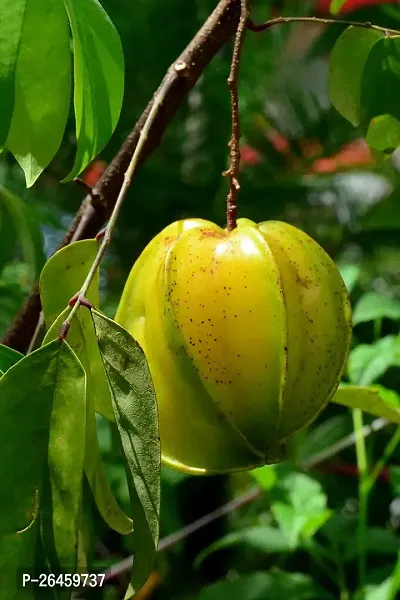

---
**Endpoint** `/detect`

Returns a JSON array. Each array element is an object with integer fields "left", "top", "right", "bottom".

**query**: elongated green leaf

[
  {"left": 44, "top": 310, "right": 132, "bottom": 535},
  {"left": 195, "top": 527, "right": 292, "bottom": 568},
  {"left": 353, "top": 293, "right": 400, "bottom": 325},
  {"left": 62, "top": 0, "right": 124, "bottom": 180},
  {"left": 40, "top": 241, "right": 113, "bottom": 421},
  {"left": 0, "top": 185, "right": 45, "bottom": 280},
  {"left": 0, "top": 343, "right": 23, "bottom": 372},
  {"left": 92, "top": 310, "right": 160, "bottom": 594},
  {"left": 40, "top": 342, "right": 86, "bottom": 581},
  {"left": 329, "top": 27, "right": 384, "bottom": 127},
  {"left": 332, "top": 384, "right": 400, "bottom": 424},
  {"left": 0, "top": 0, "right": 27, "bottom": 147},
  {"left": 0, "top": 340, "right": 66, "bottom": 597},
  {"left": 198, "top": 570, "right": 333, "bottom": 600},
  {"left": 348, "top": 336, "right": 400, "bottom": 386},
  {"left": 84, "top": 402, "right": 133, "bottom": 535},
  {"left": 5, "top": 0, "right": 71, "bottom": 186}
]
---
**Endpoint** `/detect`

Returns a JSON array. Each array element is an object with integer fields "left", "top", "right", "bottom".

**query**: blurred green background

[{"left": 2, "top": 0, "right": 400, "bottom": 598}]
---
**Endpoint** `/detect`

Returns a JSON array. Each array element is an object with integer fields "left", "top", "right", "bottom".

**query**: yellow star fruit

[{"left": 116, "top": 218, "right": 352, "bottom": 475}]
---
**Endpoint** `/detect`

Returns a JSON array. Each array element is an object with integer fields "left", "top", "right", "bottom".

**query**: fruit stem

[{"left": 224, "top": 0, "right": 250, "bottom": 232}]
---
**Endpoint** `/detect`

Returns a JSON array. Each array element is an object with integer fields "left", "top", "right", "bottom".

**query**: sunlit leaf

[
  {"left": 62, "top": 0, "right": 124, "bottom": 180},
  {"left": 5, "top": 0, "right": 71, "bottom": 186},
  {"left": 332, "top": 384, "right": 400, "bottom": 424},
  {"left": 92, "top": 310, "right": 160, "bottom": 594},
  {"left": 0, "top": 0, "right": 27, "bottom": 148}
]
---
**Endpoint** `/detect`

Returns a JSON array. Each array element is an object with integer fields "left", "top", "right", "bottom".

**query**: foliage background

[{"left": 1, "top": 0, "right": 400, "bottom": 598}]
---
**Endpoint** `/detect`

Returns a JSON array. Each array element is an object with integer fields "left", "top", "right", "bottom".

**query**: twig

[
  {"left": 224, "top": 0, "right": 250, "bottom": 232},
  {"left": 75, "top": 416, "right": 389, "bottom": 591},
  {"left": 2, "top": 0, "right": 242, "bottom": 353},
  {"left": 61, "top": 70, "right": 178, "bottom": 334},
  {"left": 247, "top": 15, "right": 400, "bottom": 35}
]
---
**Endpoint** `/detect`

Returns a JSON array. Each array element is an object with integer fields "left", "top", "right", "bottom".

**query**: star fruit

[{"left": 116, "top": 218, "right": 352, "bottom": 475}]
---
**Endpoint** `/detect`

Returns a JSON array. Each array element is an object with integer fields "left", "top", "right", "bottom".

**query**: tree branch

[
  {"left": 247, "top": 15, "right": 399, "bottom": 35},
  {"left": 2, "top": 0, "right": 241, "bottom": 352}
]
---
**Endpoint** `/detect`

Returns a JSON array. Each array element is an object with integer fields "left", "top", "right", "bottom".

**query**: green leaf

[
  {"left": 348, "top": 336, "right": 400, "bottom": 385},
  {"left": 5, "top": 0, "right": 71, "bottom": 186},
  {"left": 362, "top": 189, "right": 400, "bottom": 231},
  {"left": 365, "top": 114, "right": 400, "bottom": 153},
  {"left": 0, "top": 185, "right": 45, "bottom": 280},
  {"left": 92, "top": 310, "right": 160, "bottom": 594},
  {"left": 0, "top": 343, "right": 23, "bottom": 372},
  {"left": 198, "top": 570, "right": 333, "bottom": 600},
  {"left": 329, "top": 0, "right": 346, "bottom": 14},
  {"left": 332, "top": 384, "right": 400, "bottom": 424},
  {"left": 329, "top": 27, "right": 384, "bottom": 127},
  {"left": 62, "top": 0, "right": 124, "bottom": 180},
  {"left": 0, "top": 0, "right": 27, "bottom": 148},
  {"left": 40, "top": 241, "right": 113, "bottom": 421},
  {"left": 361, "top": 37, "right": 400, "bottom": 125},
  {"left": 271, "top": 473, "right": 330, "bottom": 548},
  {"left": 353, "top": 293, "right": 400, "bottom": 325},
  {"left": 40, "top": 342, "right": 86, "bottom": 580},
  {"left": 195, "top": 526, "right": 292, "bottom": 568},
  {"left": 250, "top": 465, "right": 277, "bottom": 490},
  {"left": 84, "top": 399, "right": 133, "bottom": 535},
  {"left": 0, "top": 340, "right": 70, "bottom": 596},
  {"left": 339, "top": 263, "right": 360, "bottom": 295}
]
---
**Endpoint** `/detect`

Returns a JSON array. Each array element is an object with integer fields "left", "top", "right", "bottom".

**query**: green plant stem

[
  {"left": 366, "top": 426, "right": 400, "bottom": 493},
  {"left": 374, "top": 317, "right": 382, "bottom": 342},
  {"left": 62, "top": 69, "right": 178, "bottom": 332},
  {"left": 333, "top": 537, "right": 349, "bottom": 600},
  {"left": 352, "top": 408, "right": 368, "bottom": 597},
  {"left": 247, "top": 15, "right": 400, "bottom": 36}
]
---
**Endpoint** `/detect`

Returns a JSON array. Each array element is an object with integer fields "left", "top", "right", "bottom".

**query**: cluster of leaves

[{"left": 0, "top": 241, "right": 161, "bottom": 599}]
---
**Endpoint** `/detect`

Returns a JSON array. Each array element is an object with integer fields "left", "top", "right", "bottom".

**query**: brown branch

[
  {"left": 224, "top": 0, "right": 250, "bottom": 232},
  {"left": 247, "top": 15, "right": 399, "bottom": 35},
  {"left": 2, "top": 0, "right": 242, "bottom": 353}
]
